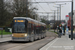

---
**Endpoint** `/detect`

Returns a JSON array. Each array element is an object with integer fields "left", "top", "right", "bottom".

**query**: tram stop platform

[{"left": 40, "top": 35, "right": 75, "bottom": 50}]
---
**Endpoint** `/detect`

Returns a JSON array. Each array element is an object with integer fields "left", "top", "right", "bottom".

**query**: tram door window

[
  {"left": 28, "top": 23, "right": 31, "bottom": 34},
  {"left": 31, "top": 24, "right": 35, "bottom": 34},
  {"left": 41, "top": 26, "right": 43, "bottom": 33},
  {"left": 38, "top": 26, "right": 39, "bottom": 34},
  {"left": 31, "top": 24, "right": 33, "bottom": 31},
  {"left": 33, "top": 24, "right": 37, "bottom": 34},
  {"left": 34, "top": 24, "right": 36, "bottom": 34},
  {"left": 40, "top": 26, "right": 41, "bottom": 33},
  {"left": 40, "top": 26, "right": 42, "bottom": 33},
  {"left": 36, "top": 26, "right": 39, "bottom": 34}
]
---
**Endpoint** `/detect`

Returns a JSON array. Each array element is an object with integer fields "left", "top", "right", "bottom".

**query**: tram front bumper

[{"left": 12, "top": 37, "right": 29, "bottom": 41}]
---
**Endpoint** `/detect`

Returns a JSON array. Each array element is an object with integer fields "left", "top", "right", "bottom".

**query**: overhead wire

[
  {"left": 34, "top": 0, "right": 47, "bottom": 12},
  {"left": 44, "top": 0, "right": 52, "bottom": 11}
]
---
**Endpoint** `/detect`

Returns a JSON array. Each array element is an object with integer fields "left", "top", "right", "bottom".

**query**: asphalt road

[{"left": 0, "top": 31, "right": 57, "bottom": 50}]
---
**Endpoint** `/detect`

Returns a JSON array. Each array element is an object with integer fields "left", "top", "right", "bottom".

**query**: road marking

[{"left": 46, "top": 38, "right": 59, "bottom": 50}]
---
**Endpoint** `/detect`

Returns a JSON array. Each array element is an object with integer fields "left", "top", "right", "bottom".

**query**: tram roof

[
  {"left": 13, "top": 17, "right": 46, "bottom": 25},
  {"left": 14, "top": 17, "right": 39, "bottom": 22},
  {"left": 13, "top": 17, "right": 30, "bottom": 19}
]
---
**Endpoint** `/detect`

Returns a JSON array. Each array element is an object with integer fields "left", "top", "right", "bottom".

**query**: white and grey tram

[{"left": 12, "top": 17, "right": 46, "bottom": 41}]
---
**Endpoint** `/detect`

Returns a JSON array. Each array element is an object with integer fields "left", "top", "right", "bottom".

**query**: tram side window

[
  {"left": 27, "top": 23, "right": 31, "bottom": 34},
  {"left": 31, "top": 24, "right": 34, "bottom": 31},
  {"left": 28, "top": 23, "right": 31, "bottom": 28}
]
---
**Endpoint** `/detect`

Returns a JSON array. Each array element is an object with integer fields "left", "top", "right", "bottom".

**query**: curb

[
  {"left": 0, "top": 40, "right": 12, "bottom": 43},
  {"left": 38, "top": 37, "right": 56, "bottom": 50}
]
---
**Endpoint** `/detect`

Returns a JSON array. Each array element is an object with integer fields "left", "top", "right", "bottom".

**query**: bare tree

[
  {"left": 0, "top": 0, "right": 12, "bottom": 27},
  {"left": 8, "top": 0, "right": 38, "bottom": 19}
]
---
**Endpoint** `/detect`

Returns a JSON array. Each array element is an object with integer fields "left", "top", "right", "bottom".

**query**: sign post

[
  {"left": 66, "top": 15, "right": 69, "bottom": 26},
  {"left": 0, "top": 28, "right": 3, "bottom": 38}
]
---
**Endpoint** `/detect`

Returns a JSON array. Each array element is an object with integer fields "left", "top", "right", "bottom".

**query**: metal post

[
  {"left": 35, "top": 15, "right": 36, "bottom": 20},
  {"left": 60, "top": 5, "right": 61, "bottom": 21},
  {"left": 1, "top": 30, "right": 3, "bottom": 38},
  {"left": 0, "top": 0, "right": 3, "bottom": 38},
  {"left": 26, "top": 0, "right": 28, "bottom": 17},
  {"left": 71, "top": 0, "right": 73, "bottom": 40},
  {"left": 35, "top": 14, "right": 36, "bottom": 20},
  {"left": 54, "top": 11, "right": 55, "bottom": 32},
  {"left": 57, "top": 8, "right": 58, "bottom": 21},
  {"left": 47, "top": 13, "right": 49, "bottom": 20},
  {"left": 36, "top": 14, "right": 37, "bottom": 20},
  {"left": 57, "top": 8, "right": 58, "bottom": 33}
]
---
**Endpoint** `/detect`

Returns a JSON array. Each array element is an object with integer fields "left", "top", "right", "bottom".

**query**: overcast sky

[{"left": 31, "top": 0, "right": 75, "bottom": 20}]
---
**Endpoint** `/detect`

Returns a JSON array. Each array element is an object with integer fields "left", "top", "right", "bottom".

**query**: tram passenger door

[
  {"left": 27, "top": 23, "right": 31, "bottom": 36},
  {"left": 34, "top": 25, "right": 38, "bottom": 39},
  {"left": 31, "top": 24, "right": 34, "bottom": 35}
]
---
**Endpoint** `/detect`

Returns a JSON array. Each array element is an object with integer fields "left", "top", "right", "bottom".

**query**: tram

[{"left": 12, "top": 17, "right": 46, "bottom": 41}]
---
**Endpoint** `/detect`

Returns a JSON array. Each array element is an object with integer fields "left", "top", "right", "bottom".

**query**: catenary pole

[
  {"left": 71, "top": 0, "right": 73, "bottom": 40},
  {"left": 54, "top": 11, "right": 55, "bottom": 32},
  {"left": 57, "top": 7, "right": 59, "bottom": 34}
]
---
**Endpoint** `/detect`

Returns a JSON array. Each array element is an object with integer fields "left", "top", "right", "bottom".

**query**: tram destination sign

[{"left": 14, "top": 20, "right": 25, "bottom": 22}]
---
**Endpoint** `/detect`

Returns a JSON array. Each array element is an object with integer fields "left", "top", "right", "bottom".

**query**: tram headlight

[{"left": 25, "top": 34, "right": 27, "bottom": 36}]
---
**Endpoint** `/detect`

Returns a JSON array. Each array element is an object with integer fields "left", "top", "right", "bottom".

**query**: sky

[{"left": 31, "top": 0, "right": 75, "bottom": 20}]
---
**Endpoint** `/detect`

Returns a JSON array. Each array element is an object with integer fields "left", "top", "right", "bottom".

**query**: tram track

[
  {"left": 0, "top": 38, "right": 44, "bottom": 50},
  {"left": 0, "top": 41, "right": 25, "bottom": 50},
  {"left": 0, "top": 42, "right": 22, "bottom": 50},
  {"left": 6, "top": 43, "right": 33, "bottom": 50},
  {"left": 6, "top": 38, "right": 46, "bottom": 50},
  {"left": 0, "top": 31, "right": 57, "bottom": 50}
]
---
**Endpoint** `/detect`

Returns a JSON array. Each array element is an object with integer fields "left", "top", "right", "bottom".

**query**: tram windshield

[{"left": 12, "top": 22, "right": 26, "bottom": 33}]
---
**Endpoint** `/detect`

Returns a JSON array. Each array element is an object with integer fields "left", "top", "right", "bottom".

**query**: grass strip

[{"left": 0, "top": 30, "right": 11, "bottom": 35}]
